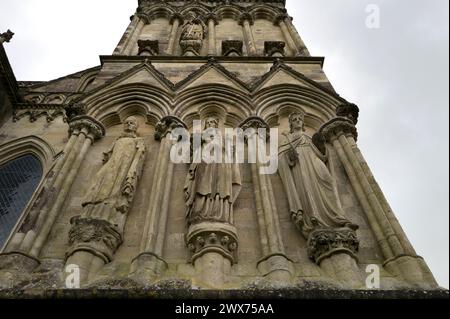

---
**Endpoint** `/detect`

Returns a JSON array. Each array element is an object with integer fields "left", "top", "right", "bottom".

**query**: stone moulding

[
  {"left": 66, "top": 217, "right": 123, "bottom": 264},
  {"left": 319, "top": 117, "right": 358, "bottom": 142},
  {"left": 187, "top": 222, "right": 239, "bottom": 265},
  {"left": 68, "top": 115, "right": 106, "bottom": 140},
  {"left": 307, "top": 228, "right": 360, "bottom": 265}
]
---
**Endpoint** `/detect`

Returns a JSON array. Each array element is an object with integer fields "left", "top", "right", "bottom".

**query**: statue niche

[
  {"left": 66, "top": 117, "right": 146, "bottom": 283},
  {"left": 278, "top": 112, "right": 360, "bottom": 266},
  {"left": 180, "top": 12, "right": 207, "bottom": 56}
]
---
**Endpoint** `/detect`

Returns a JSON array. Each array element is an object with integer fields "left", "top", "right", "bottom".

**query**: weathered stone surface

[{"left": 0, "top": 0, "right": 443, "bottom": 294}]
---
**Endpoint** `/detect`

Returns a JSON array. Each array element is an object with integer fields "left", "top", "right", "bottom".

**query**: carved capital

[
  {"left": 239, "top": 117, "right": 270, "bottom": 142},
  {"left": 203, "top": 13, "right": 219, "bottom": 25},
  {"left": 66, "top": 217, "right": 123, "bottom": 264},
  {"left": 239, "top": 116, "right": 270, "bottom": 131},
  {"left": 274, "top": 14, "right": 292, "bottom": 26},
  {"left": 336, "top": 103, "right": 360, "bottom": 125},
  {"left": 68, "top": 115, "right": 105, "bottom": 140},
  {"left": 138, "top": 39, "right": 159, "bottom": 56},
  {"left": 307, "top": 228, "right": 360, "bottom": 265},
  {"left": 155, "top": 116, "right": 187, "bottom": 141},
  {"left": 239, "top": 13, "right": 254, "bottom": 26},
  {"left": 170, "top": 13, "right": 184, "bottom": 25},
  {"left": 264, "top": 41, "right": 286, "bottom": 57},
  {"left": 187, "top": 222, "right": 238, "bottom": 265},
  {"left": 65, "top": 103, "right": 86, "bottom": 121},
  {"left": 222, "top": 40, "right": 243, "bottom": 57},
  {"left": 319, "top": 117, "right": 358, "bottom": 142}
]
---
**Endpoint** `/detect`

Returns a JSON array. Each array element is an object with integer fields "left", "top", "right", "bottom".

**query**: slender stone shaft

[
  {"left": 167, "top": 17, "right": 181, "bottom": 55},
  {"left": 284, "top": 18, "right": 310, "bottom": 56},
  {"left": 114, "top": 15, "right": 141, "bottom": 55},
  {"left": 242, "top": 20, "right": 257, "bottom": 56},
  {"left": 207, "top": 18, "right": 217, "bottom": 56},
  {"left": 347, "top": 136, "right": 417, "bottom": 255},
  {"left": 124, "top": 18, "right": 146, "bottom": 55},
  {"left": 131, "top": 117, "right": 185, "bottom": 282},
  {"left": 29, "top": 135, "right": 93, "bottom": 257},
  {"left": 16, "top": 116, "right": 104, "bottom": 257},
  {"left": 278, "top": 20, "right": 300, "bottom": 56}
]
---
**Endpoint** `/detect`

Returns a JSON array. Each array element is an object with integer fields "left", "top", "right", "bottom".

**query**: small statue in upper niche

[{"left": 180, "top": 12, "right": 207, "bottom": 56}]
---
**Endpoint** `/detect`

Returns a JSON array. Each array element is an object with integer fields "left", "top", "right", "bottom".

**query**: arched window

[{"left": 0, "top": 155, "right": 43, "bottom": 248}]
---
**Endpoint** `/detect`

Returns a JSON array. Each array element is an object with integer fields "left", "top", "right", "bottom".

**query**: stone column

[
  {"left": 319, "top": 118, "right": 438, "bottom": 288},
  {"left": 130, "top": 116, "right": 186, "bottom": 283},
  {"left": 205, "top": 14, "right": 218, "bottom": 56},
  {"left": 124, "top": 15, "right": 146, "bottom": 56},
  {"left": 167, "top": 14, "right": 183, "bottom": 55},
  {"left": 240, "top": 118, "right": 293, "bottom": 282},
  {"left": 275, "top": 14, "right": 301, "bottom": 57},
  {"left": 239, "top": 14, "right": 257, "bottom": 56},
  {"left": 114, "top": 14, "right": 146, "bottom": 56},
  {"left": 283, "top": 16, "right": 310, "bottom": 56},
  {"left": 0, "top": 116, "right": 104, "bottom": 283}
]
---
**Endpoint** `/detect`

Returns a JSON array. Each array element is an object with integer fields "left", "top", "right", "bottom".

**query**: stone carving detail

[
  {"left": 180, "top": 12, "right": 207, "bottom": 56},
  {"left": 307, "top": 228, "right": 360, "bottom": 264},
  {"left": 68, "top": 115, "right": 105, "bottom": 140},
  {"left": 222, "top": 40, "right": 243, "bottom": 57},
  {"left": 319, "top": 117, "right": 358, "bottom": 143},
  {"left": 0, "top": 30, "right": 14, "bottom": 44},
  {"left": 187, "top": 228, "right": 239, "bottom": 264},
  {"left": 264, "top": 41, "right": 285, "bottom": 57},
  {"left": 66, "top": 117, "right": 146, "bottom": 262},
  {"left": 155, "top": 116, "right": 186, "bottom": 141},
  {"left": 67, "top": 217, "right": 123, "bottom": 263},
  {"left": 138, "top": 39, "right": 159, "bottom": 56},
  {"left": 184, "top": 116, "right": 242, "bottom": 227},
  {"left": 336, "top": 103, "right": 360, "bottom": 125},
  {"left": 13, "top": 108, "right": 66, "bottom": 123},
  {"left": 278, "top": 112, "right": 359, "bottom": 263}
]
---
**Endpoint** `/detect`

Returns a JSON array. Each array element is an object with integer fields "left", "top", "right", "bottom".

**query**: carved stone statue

[
  {"left": 81, "top": 116, "right": 145, "bottom": 227},
  {"left": 278, "top": 112, "right": 358, "bottom": 239},
  {"left": 0, "top": 30, "right": 14, "bottom": 44},
  {"left": 66, "top": 117, "right": 146, "bottom": 276},
  {"left": 180, "top": 12, "right": 206, "bottom": 56},
  {"left": 184, "top": 116, "right": 242, "bottom": 227}
]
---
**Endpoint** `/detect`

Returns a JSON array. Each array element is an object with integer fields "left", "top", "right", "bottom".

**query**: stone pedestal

[
  {"left": 187, "top": 222, "right": 238, "bottom": 288},
  {"left": 65, "top": 217, "right": 123, "bottom": 284},
  {"left": 307, "top": 228, "right": 363, "bottom": 287}
]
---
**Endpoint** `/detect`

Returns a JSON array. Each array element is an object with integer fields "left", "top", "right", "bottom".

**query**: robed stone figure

[
  {"left": 184, "top": 117, "right": 242, "bottom": 227},
  {"left": 81, "top": 116, "right": 146, "bottom": 231},
  {"left": 278, "top": 112, "right": 357, "bottom": 238}
]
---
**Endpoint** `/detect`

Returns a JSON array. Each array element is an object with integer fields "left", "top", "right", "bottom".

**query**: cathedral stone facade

[{"left": 0, "top": 0, "right": 442, "bottom": 294}]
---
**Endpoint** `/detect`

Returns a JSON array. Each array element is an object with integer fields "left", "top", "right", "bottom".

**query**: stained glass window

[{"left": 0, "top": 155, "right": 42, "bottom": 248}]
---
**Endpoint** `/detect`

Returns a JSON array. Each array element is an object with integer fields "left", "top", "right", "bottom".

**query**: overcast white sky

[{"left": 0, "top": 0, "right": 448, "bottom": 288}]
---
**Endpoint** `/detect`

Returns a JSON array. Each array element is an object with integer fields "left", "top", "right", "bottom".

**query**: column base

[
  {"left": 384, "top": 255, "right": 439, "bottom": 289},
  {"left": 257, "top": 254, "right": 294, "bottom": 283},
  {"left": 0, "top": 252, "right": 40, "bottom": 289},
  {"left": 319, "top": 253, "right": 364, "bottom": 288},
  {"left": 129, "top": 252, "right": 168, "bottom": 285}
]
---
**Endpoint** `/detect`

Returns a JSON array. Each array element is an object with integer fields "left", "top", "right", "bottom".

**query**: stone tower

[{"left": 0, "top": 0, "right": 441, "bottom": 294}]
